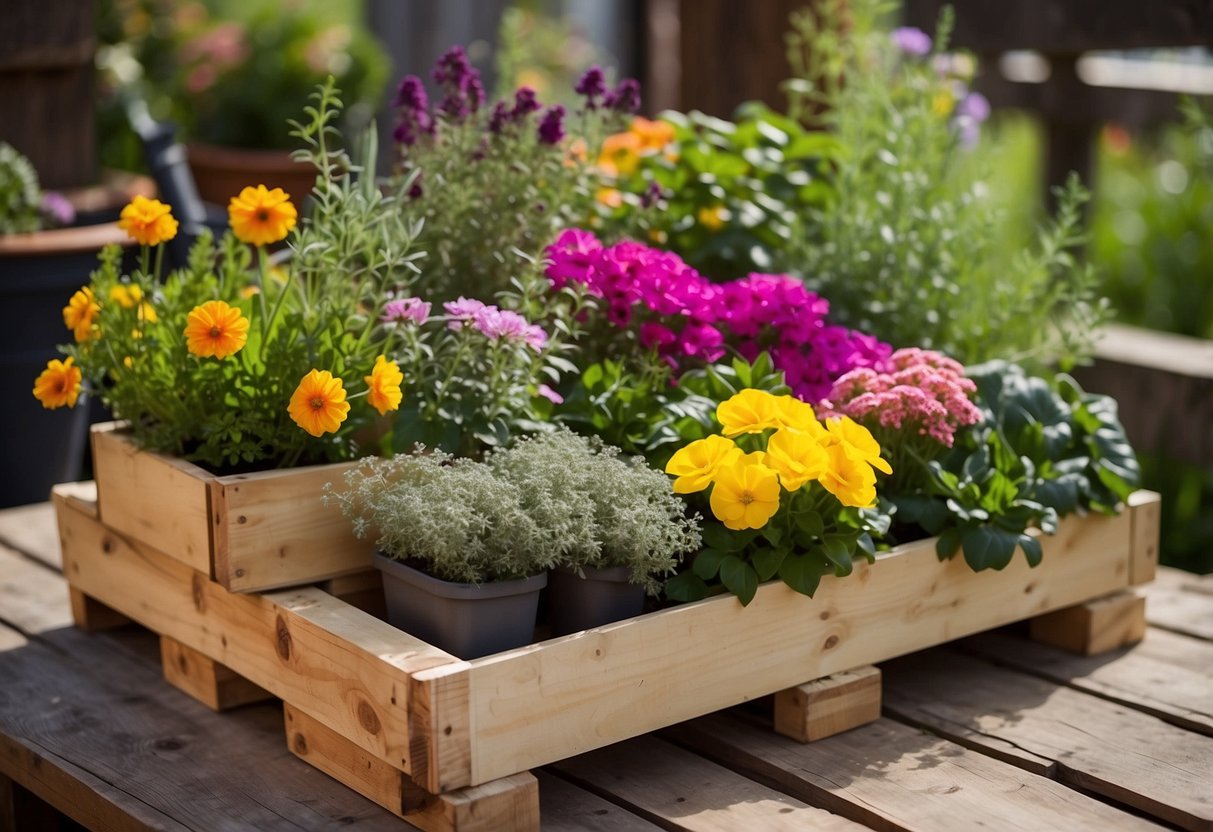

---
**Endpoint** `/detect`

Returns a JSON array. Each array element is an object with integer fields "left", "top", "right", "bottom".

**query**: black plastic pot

[
  {"left": 547, "top": 565, "right": 646, "bottom": 636},
  {"left": 373, "top": 552, "right": 546, "bottom": 660}
]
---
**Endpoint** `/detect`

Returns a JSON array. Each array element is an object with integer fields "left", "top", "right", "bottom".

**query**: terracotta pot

[
  {"left": 373, "top": 552, "right": 546, "bottom": 659},
  {"left": 186, "top": 141, "right": 316, "bottom": 207}
]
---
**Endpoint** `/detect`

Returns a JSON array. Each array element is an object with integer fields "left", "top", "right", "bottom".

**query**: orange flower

[
  {"left": 597, "top": 131, "right": 642, "bottom": 177},
  {"left": 364, "top": 355, "right": 403, "bottom": 415},
  {"left": 288, "top": 369, "right": 350, "bottom": 437},
  {"left": 228, "top": 185, "right": 298, "bottom": 246},
  {"left": 62, "top": 286, "right": 100, "bottom": 342},
  {"left": 118, "top": 195, "right": 178, "bottom": 246},
  {"left": 629, "top": 116, "right": 676, "bottom": 153},
  {"left": 184, "top": 300, "right": 249, "bottom": 359},
  {"left": 32, "top": 357, "right": 82, "bottom": 409}
]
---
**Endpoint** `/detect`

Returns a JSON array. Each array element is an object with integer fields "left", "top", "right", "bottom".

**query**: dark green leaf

[{"left": 720, "top": 556, "right": 759, "bottom": 606}]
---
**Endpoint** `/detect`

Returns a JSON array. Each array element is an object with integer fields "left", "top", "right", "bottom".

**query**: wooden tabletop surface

[{"left": 1, "top": 499, "right": 1211, "bottom": 832}]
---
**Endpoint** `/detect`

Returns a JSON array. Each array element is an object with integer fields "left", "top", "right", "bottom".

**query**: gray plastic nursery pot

[
  {"left": 372, "top": 552, "right": 546, "bottom": 659},
  {"left": 547, "top": 565, "right": 646, "bottom": 636}
]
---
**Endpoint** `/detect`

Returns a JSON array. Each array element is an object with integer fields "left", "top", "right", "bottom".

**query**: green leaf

[
  {"left": 779, "top": 553, "right": 824, "bottom": 597},
  {"left": 702, "top": 523, "right": 739, "bottom": 553},
  {"left": 795, "top": 510, "right": 825, "bottom": 539},
  {"left": 751, "top": 546, "right": 787, "bottom": 581},
  {"left": 960, "top": 525, "right": 1019, "bottom": 571},
  {"left": 692, "top": 548, "right": 728, "bottom": 580},
  {"left": 936, "top": 527, "right": 962, "bottom": 560},
  {"left": 1018, "top": 534, "right": 1043, "bottom": 567},
  {"left": 821, "top": 534, "right": 854, "bottom": 576},
  {"left": 664, "top": 571, "right": 708, "bottom": 603},
  {"left": 761, "top": 523, "right": 785, "bottom": 547},
  {"left": 720, "top": 555, "right": 759, "bottom": 606}
]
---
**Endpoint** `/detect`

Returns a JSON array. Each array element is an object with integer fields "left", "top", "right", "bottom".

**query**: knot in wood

[{"left": 275, "top": 614, "right": 293, "bottom": 662}]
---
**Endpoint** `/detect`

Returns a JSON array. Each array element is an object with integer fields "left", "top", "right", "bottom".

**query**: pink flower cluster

[
  {"left": 546, "top": 229, "right": 890, "bottom": 400},
  {"left": 442, "top": 297, "right": 548, "bottom": 351},
  {"left": 822, "top": 348, "right": 982, "bottom": 447},
  {"left": 381, "top": 297, "right": 431, "bottom": 325}
]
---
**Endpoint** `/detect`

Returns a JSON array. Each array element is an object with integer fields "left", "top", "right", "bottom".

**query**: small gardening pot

[
  {"left": 372, "top": 552, "right": 546, "bottom": 659},
  {"left": 547, "top": 565, "right": 646, "bottom": 636}
]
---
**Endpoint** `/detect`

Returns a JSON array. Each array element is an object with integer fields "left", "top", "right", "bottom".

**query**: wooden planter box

[
  {"left": 54, "top": 482, "right": 1161, "bottom": 810},
  {"left": 90, "top": 422, "right": 370, "bottom": 592}
]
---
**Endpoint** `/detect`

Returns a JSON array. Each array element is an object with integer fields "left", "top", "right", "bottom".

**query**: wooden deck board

[
  {"left": 0, "top": 544, "right": 72, "bottom": 636},
  {"left": 1142, "top": 568, "right": 1213, "bottom": 641}
]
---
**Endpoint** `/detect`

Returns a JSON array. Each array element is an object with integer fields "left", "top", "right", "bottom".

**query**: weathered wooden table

[{"left": 1, "top": 500, "right": 1211, "bottom": 831}]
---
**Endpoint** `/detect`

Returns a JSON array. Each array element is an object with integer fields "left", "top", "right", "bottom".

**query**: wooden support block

[
  {"left": 773, "top": 665, "right": 882, "bottom": 743},
  {"left": 1128, "top": 491, "right": 1162, "bottom": 586},
  {"left": 67, "top": 587, "right": 130, "bottom": 632},
  {"left": 284, "top": 703, "right": 539, "bottom": 832},
  {"left": 160, "top": 635, "right": 273, "bottom": 711},
  {"left": 1029, "top": 591, "right": 1147, "bottom": 656}
]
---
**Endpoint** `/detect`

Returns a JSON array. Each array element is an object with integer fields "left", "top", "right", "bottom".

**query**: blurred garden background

[{"left": 6, "top": 0, "right": 1211, "bottom": 573}]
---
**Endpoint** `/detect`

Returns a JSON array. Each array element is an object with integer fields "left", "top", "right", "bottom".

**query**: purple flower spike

[
  {"left": 605, "top": 78, "right": 641, "bottom": 113},
  {"left": 537, "top": 105, "right": 566, "bottom": 145},
  {"left": 511, "top": 86, "right": 541, "bottom": 119},
  {"left": 892, "top": 27, "right": 932, "bottom": 56},
  {"left": 392, "top": 75, "right": 428, "bottom": 110},
  {"left": 574, "top": 65, "right": 607, "bottom": 109},
  {"left": 488, "top": 101, "right": 510, "bottom": 134}
]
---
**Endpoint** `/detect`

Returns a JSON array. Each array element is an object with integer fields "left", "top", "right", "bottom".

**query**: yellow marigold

[
  {"left": 665, "top": 435, "right": 742, "bottom": 494},
  {"left": 825, "top": 416, "right": 892, "bottom": 475},
  {"left": 228, "top": 185, "right": 298, "bottom": 246},
  {"left": 118, "top": 195, "right": 178, "bottom": 246},
  {"left": 709, "top": 456, "right": 781, "bottom": 531},
  {"left": 110, "top": 284, "right": 158, "bottom": 323},
  {"left": 597, "top": 131, "right": 642, "bottom": 177},
  {"left": 765, "top": 428, "right": 829, "bottom": 492},
  {"left": 288, "top": 369, "right": 350, "bottom": 437},
  {"left": 716, "top": 388, "right": 780, "bottom": 436},
  {"left": 32, "top": 356, "right": 82, "bottom": 409},
  {"left": 696, "top": 204, "right": 728, "bottom": 232},
  {"left": 630, "top": 116, "right": 676, "bottom": 153},
  {"left": 62, "top": 286, "right": 100, "bottom": 342},
  {"left": 819, "top": 444, "right": 878, "bottom": 508},
  {"left": 364, "top": 355, "right": 403, "bottom": 416},
  {"left": 183, "top": 300, "right": 249, "bottom": 359}
]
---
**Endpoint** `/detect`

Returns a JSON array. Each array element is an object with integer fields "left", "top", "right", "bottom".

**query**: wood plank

[
  {"left": 0, "top": 625, "right": 405, "bottom": 830},
  {"left": 961, "top": 628, "right": 1213, "bottom": 735},
  {"left": 0, "top": 502, "right": 61, "bottom": 570},
  {"left": 54, "top": 490, "right": 460, "bottom": 785},
  {"left": 882, "top": 649, "right": 1213, "bottom": 831},
  {"left": 213, "top": 460, "right": 369, "bottom": 592},
  {"left": 0, "top": 545, "right": 72, "bottom": 635},
  {"left": 551, "top": 735, "right": 869, "bottom": 831},
  {"left": 1129, "top": 490, "right": 1161, "bottom": 585},
  {"left": 1028, "top": 590, "right": 1147, "bottom": 655},
  {"left": 1143, "top": 570, "right": 1213, "bottom": 641},
  {"left": 159, "top": 635, "right": 274, "bottom": 711},
  {"left": 774, "top": 666, "right": 881, "bottom": 743},
  {"left": 535, "top": 771, "right": 665, "bottom": 832},
  {"left": 90, "top": 424, "right": 214, "bottom": 577},
  {"left": 666, "top": 712, "right": 1165, "bottom": 832},
  {"left": 0, "top": 623, "right": 26, "bottom": 654},
  {"left": 465, "top": 506, "right": 1135, "bottom": 784},
  {"left": 286, "top": 703, "right": 539, "bottom": 831}
]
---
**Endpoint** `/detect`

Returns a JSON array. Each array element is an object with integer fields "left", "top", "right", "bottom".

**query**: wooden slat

[
  {"left": 90, "top": 424, "right": 214, "bottom": 576},
  {"left": 1028, "top": 590, "right": 1147, "bottom": 655},
  {"left": 774, "top": 666, "right": 882, "bottom": 743},
  {"left": 464, "top": 505, "right": 1135, "bottom": 784},
  {"left": 535, "top": 771, "right": 665, "bottom": 832},
  {"left": 285, "top": 703, "right": 539, "bottom": 831},
  {"left": 54, "top": 489, "right": 460, "bottom": 784},
  {"left": 1129, "top": 490, "right": 1161, "bottom": 585},
  {"left": 962, "top": 629, "right": 1213, "bottom": 735},
  {"left": 882, "top": 650, "right": 1213, "bottom": 831},
  {"left": 159, "top": 635, "right": 274, "bottom": 711},
  {"left": 0, "top": 502, "right": 61, "bottom": 570},
  {"left": 0, "top": 545, "right": 72, "bottom": 635},
  {"left": 1143, "top": 568, "right": 1213, "bottom": 641},
  {"left": 0, "top": 623, "right": 26, "bottom": 654},
  {"left": 552, "top": 735, "right": 870, "bottom": 831},
  {"left": 0, "top": 625, "right": 404, "bottom": 830},
  {"left": 666, "top": 713, "right": 1165, "bottom": 832}
]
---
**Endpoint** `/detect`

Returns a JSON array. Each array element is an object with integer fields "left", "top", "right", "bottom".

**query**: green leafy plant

[
  {"left": 0, "top": 142, "right": 43, "bottom": 235},
  {"left": 896, "top": 361, "right": 1140, "bottom": 570}
]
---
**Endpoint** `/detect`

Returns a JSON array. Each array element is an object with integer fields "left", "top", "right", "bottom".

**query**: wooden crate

[
  {"left": 53, "top": 483, "right": 1161, "bottom": 803},
  {"left": 89, "top": 422, "right": 370, "bottom": 592}
]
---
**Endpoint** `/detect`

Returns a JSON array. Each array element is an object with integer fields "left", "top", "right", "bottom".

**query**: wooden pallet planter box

[
  {"left": 53, "top": 484, "right": 1160, "bottom": 800},
  {"left": 89, "top": 422, "right": 370, "bottom": 592}
]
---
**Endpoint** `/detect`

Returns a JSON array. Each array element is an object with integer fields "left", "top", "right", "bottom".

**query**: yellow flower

[
  {"left": 771, "top": 396, "right": 825, "bottom": 436},
  {"left": 118, "top": 195, "right": 178, "bottom": 246},
  {"left": 629, "top": 116, "right": 676, "bottom": 153},
  {"left": 932, "top": 89, "right": 955, "bottom": 117},
  {"left": 647, "top": 228, "right": 668, "bottom": 245},
  {"left": 184, "top": 300, "right": 249, "bottom": 359},
  {"left": 110, "top": 284, "right": 158, "bottom": 323},
  {"left": 138, "top": 302, "right": 158, "bottom": 323},
  {"left": 765, "top": 428, "right": 829, "bottom": 491},
  {"left": 32, "top": 357, "right": 82, "bottom": 409},
  {"left": 709, "top": 457, "right": 781, "bottom": 530},
  {"left": 716, "top": 388, "right": 780, "bottom": 436},
  {"left": 665, "top": 435, "right": 742, "bottom": 494},
  {"left": 820, "top": 443, "right": 878, "bottom": 508},
  {"left": 62, "top": 286, "right": 100, "bottom": 342},
  {"left": 597, "top": 131, "right": 642, "bottom": 177},
  {"left": 696, "top": 204, "right": 728, "bottom": 232},
  {"left": 288, "top": 369, "right": 350, "bottom": 437},
  {"left": 364, "top": 355, "right": 403, "bottom": 415},
  {"left": 825, "top": 416, "right": 892, "bottom": 475},
  {"left": 228, "top": 185, "right": 298, "bottom": 246},
  {"left": 596, "top": 187, "right": 623, "bottom": 209}
]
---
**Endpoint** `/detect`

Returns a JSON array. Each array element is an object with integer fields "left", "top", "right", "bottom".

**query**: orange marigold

[
  {"left": 288, "top": 369, "right": 350, "bottom": 437},
  {"left": 32, "top": 357, "right": 82, "bottom": 409},
  {"left": 228, "top": 185, "right": 298, "bottom": 246},
  {"left": 184, "top": 300, "right": 249, "bottom": 359},
  {"left": 364, "top": 355, "right": 403, "bottom": 416},
  {"left": 62, "top": 286, "right": 100, "bottom": 342},
  {"left": 118, "top": 195, "right": 178, "bottom": 246}
]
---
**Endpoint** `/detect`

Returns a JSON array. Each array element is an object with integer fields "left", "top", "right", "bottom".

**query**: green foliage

[
  {"left": 896, "top": 362, "right": 1140, "bottom": 571},
  {"left": 0, "top": 142, "right": 42, "bottom": 235},
  {"left": 599, "top": 105, "right": 839, "bottom": 280},
  {"left": 784, "top": 0, "right": 1107, "bottom": 366},
  {"left": 330, "top": 429, "right": 700, "bottom": 587}
]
